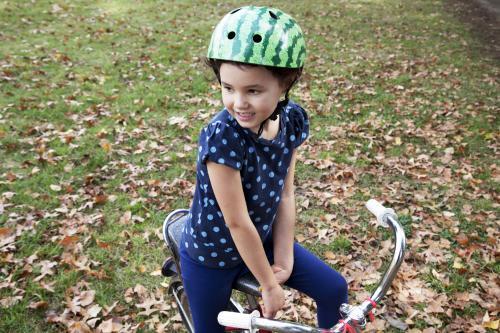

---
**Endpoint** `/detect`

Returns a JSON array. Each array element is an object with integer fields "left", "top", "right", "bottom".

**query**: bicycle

[{"left": 161, "top": 199, "right": 406, "bottom": 332}]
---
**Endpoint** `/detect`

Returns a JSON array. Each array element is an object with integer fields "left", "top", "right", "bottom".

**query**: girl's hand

[
  {"left": 261, "top": 283, "right": 285, "bottom": 319},
  {"left": 271, "top": 264, "right": 292, "bottom": 285}
]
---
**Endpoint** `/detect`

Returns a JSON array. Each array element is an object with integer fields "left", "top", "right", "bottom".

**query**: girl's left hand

[{"left": 271, "top": 264, "right": 292, "bottom": 285}]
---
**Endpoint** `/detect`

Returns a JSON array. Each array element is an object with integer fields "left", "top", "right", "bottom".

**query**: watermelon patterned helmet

[{"left": 207, "top": 6, "right": 306, "bottom": 68}]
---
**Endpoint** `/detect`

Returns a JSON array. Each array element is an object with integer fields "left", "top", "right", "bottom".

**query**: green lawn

[{"left": 0, "top": 1, "right": 498, "bottom": 332}]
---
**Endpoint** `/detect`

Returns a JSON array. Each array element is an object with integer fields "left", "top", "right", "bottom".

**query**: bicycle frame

[{"left": 162, "top": 200, "right": 406, "bottom": 333}]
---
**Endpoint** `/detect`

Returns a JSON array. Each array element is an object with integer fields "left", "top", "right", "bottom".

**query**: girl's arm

[
  {"left": 272, "top": 150, "right": 297, "bottom": 284},
  {"left": 206, "top": 161, "right": 284, "bottom": 318}
]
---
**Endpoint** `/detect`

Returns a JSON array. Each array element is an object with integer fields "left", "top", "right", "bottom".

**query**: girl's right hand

[{"left": 261, "top": 283, "right": 285, "bottom": 319}]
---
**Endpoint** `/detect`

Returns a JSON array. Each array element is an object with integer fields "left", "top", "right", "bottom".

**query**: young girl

[{"left": 180, "top": 6, "right": 348, "bottom": 332}]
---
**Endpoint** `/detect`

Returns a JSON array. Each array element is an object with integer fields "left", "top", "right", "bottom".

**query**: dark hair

[{"left": 204, "top": 58, "right": 303, "bottom": 94}]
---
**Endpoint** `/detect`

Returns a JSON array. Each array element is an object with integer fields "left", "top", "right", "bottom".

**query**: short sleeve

[
  {"left": 289, "top": 103, "right": 309, "bottom": 148},
  {"left": 198, "top": 121, "right": 245, "bottom": 170}
]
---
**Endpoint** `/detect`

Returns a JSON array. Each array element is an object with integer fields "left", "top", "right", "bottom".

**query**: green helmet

[{"left": 207, "top": 6, "right": 306, "bottom": 68}]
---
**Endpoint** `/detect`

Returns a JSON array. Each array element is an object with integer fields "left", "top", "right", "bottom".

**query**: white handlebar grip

[
  {"left": 218, "top": 310, "right": 260, "bottom": 331},
  {"left": 366, "top": 199, "right": 396, "bottom": 227}
]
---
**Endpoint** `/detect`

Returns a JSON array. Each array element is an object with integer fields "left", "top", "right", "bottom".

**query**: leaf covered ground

[{"left": 0, "top": 1, "right": 498, "bottom": 332}]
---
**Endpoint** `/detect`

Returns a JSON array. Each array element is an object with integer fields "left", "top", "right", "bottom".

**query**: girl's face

[{"left": 219, "top": 63, "right": 284, "bottom": 134}]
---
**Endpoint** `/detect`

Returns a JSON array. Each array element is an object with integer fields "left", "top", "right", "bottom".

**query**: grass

[{"left": 1, "top": 0, "right": 498, "bottom": 332}]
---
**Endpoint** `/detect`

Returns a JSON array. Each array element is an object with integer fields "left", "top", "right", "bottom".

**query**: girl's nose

[{"left": 234, "top": 93, "right": 248, "bottom": 109}]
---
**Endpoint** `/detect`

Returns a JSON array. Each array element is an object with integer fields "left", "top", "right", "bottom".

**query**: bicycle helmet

[{"left": 208, "top": 6, "right": 306, "bottom": 68}]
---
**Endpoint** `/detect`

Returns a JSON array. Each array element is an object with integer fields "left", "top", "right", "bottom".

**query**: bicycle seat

[{"left": 164, "top": 212, "right": 261, "bottom": 297}]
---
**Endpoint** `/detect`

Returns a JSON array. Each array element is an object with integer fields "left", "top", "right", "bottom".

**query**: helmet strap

[{"left": 256, "top": 88, "right": 291, "bottom": 138}]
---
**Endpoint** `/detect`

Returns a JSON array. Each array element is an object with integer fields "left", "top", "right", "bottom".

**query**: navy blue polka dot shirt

[{"left": 181, "top": 100, "right": 309, "bottom": 268}]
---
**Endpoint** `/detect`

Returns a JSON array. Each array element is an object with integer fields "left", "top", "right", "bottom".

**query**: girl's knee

[{"left": 321, "top": 273, "right": 348, "bottom": 301}]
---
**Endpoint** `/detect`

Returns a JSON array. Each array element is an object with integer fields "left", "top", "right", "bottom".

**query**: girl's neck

[{"left": 258, "top": 115, "right": 280, "bottom": 140}]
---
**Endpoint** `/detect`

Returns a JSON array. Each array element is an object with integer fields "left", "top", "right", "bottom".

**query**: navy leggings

[{"left": 180, "top": 241, "right": 348, "bottom": 333}]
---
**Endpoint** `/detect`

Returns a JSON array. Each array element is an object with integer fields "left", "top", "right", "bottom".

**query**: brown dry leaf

[
  {"left": 68, "top": 321, "right": 92, "bottom": 333},
  {"left": 100, "top": 139, "right": 112, "bottom": 154},
  {"left": 94, "top": 194, "right": 108, "bottom": 205},
  {"left": 168, "top": 116, "right": 188, "bottom": 129},
  {"left": 78, "top": 290, "right": 95, "bottom": 307},
  {"left": 119, "top": 211, "right": 132, "bottom": 225},
  {"left": 136, "top": 296, "right": 162, "bottom": 316},
  {"left": 0, "top": 227, "right": 12, "bottom": 238},
  {"left": 28, "top": 301, "right": 48, "bottom": 309},
  {"left": 324, "top": 251, "right": 336, "bottom": 260},
  {"left": 97, "top": 318, "right": 122, "bottom": 333},
  {"left": 456, "top": 233, "right": 469, "bottom": 246},
  {"left": 59, "top": 235, "right": 79, "bottom": 247},
  {"left": 86, "top": 304, "right": 101, "bottom": 318},
  {"left": 34, "top": 260, "right": 58, "bottom": 281}
]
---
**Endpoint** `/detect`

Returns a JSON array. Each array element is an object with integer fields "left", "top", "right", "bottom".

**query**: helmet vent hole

[
  {"left": 228, "top": 31, "right": 236, "bottom": 39},
  {"left": 253, "top": 34, "right": 262, "bottom": 43},
  {"left": 269, "top": 11, "right": 277, "bottom": 19},
  {"left": 230, "top": 8, "right": 241, "bottom": 14}
]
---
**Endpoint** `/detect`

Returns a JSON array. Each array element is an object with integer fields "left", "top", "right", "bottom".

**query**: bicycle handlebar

[{"left": 218, "top": 199, "right": 407, "bottom": 333}]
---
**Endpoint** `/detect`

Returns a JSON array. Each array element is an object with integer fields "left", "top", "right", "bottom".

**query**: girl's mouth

[{"left": 235, "top": 111, "right": 255, "bottom": 122}]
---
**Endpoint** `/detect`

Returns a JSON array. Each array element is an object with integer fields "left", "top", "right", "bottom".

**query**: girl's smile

[{"left": 219, "top": 63, "right": 285, "bottom": 137}]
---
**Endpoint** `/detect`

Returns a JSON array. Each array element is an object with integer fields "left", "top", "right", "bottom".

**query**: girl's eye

[
  {"left": 249, "top": 89, "right": 260, "bottom": 94},
  {"left": 223, "top": 86, "right": 233, "bottom": 92}
]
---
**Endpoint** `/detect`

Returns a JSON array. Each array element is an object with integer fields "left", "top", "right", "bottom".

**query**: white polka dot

[
  {"left": 279, "top": 179, "right": 284, "bottom": 185},
  {"left": 252, "top": 195, "right": 259, "bottom": 201},
  {"left": 222, "top": 139, "right": 228, "bottom": 145},
  {"left": 270, "top": 191, "right": 275, "bottom": 197},
  {"left": 184, "top": 242, "right": 189, "bottom": 248},
  {"left": 210, "top": 146, "right": 217, "bottom": 153},
  {"left": 264, "top": 147, "right": 269, "bottom": 152},
  {"left": 263, "top": 225, "right": 269, "bottom": 231},
  {"left": 211, "top": 252, "right": 218, "bottom": 257},
  {"left": 220, "top": 238, "right": 227, "bottom": 244},
  {"left": 219, "top": 261, "right": 226, "bottom": 267},
  {"left": 198, "top": 256, "right": 205, "bottom": 262},
  {"left": 213, "top": 226, "right": 220, "bottom": 232},
  {"left": 262, "top": 183, "right": 267, "bottom": 189},
  {"left": 269, "top": 172, "right": 274, "bottom": 178},
  {"left": 290, "top": 135, "right": 296, "bottom": 142},
  {"left": 236, "top": 162, "right": 241, "bottom": 168},
  {"left": 201, "top": 231, "right": 207, "bottom": 237},
  {"left": 248, "top": 166, "right": 254, "bottom": 172},
  {"left": 194, "top": 243, "right": 199, "bottom": 248},
  {"left": 218, "top": 158, "right": 225, "bottom": 164},
  {"left": 249, "top": 147, "right": 255, "bottom": 153},
  {"left": 230, "top": 151, "right": 236, "bottom": 157},
  {"left": 262, "top": 164, "right": 267, "bottom": 170},
  {"left": 207, "top": 214, "right": 213, "bottom": 220}
]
